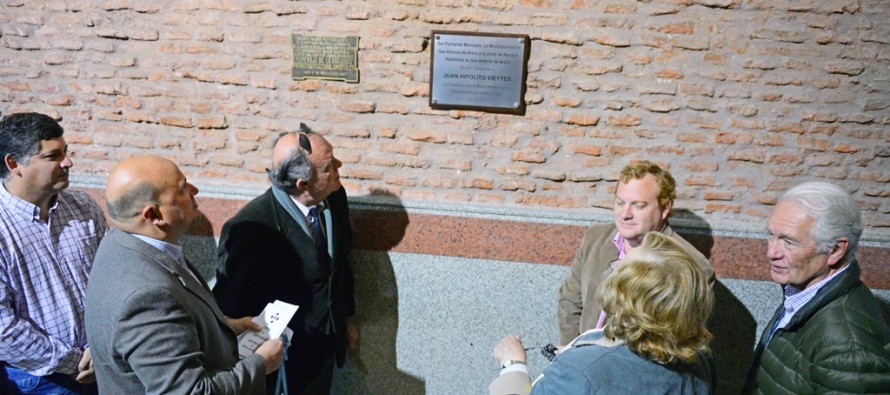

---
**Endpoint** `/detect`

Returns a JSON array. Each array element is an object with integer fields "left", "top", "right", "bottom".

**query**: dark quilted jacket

[{"left": 743, "top": 260, "right": 890, "bottom": 394}]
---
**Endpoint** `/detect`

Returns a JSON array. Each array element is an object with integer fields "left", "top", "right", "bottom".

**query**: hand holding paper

[{"left": 237, "top": 300, "right": 298, "bottom": 359}]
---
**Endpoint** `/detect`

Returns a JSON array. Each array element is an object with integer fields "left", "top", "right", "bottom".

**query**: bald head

[
  {"left": 106, "top": 156, "right": 199, "bottom": 242},
  {"left": 272, "top": 133, "right": 304, "bottom": 168},
  {"left": 268, "top": 131, "right": 341, "bottom": 205}
]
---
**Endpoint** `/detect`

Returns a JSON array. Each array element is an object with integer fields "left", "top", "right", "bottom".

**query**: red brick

[
  {"left": 160, "top": 116, "right": 192, "bottom": 128},
  {"left": 384, "top": 176, "right": 416, "bottom": 187},
  {"left": 406, "top": 129, "right": 447, "bottom": 143},
  {"left": 833, "top": 144, "right": 864, "bottom": 153},
  {"left": 498, "top": 178, "right": 536, "bottom": 192},
  {"left": 704, "top": 203, "right": 741, "bottom": 214},
  {"left": 796, "top": 136, "right": 830, "bottom": 151},
  {"left": 656, "top": 69, "right": 684, "bottom": 79},
  {"left": 346, "top": 168, "right": 383, "bottom": 180},
  {"left": 570, "top": 144, "right": 601, "bottom": 156},
  {"left": 494, "top": 165, "right": 529, "bottom": 175},
  {"left": 727, "top": 148, "right": 766, "bottom": 163},
  {"left": 511, "top": 150, "right": 547, "bottom": 163},
  {"left": 338, "top": 101, "right": 376, "bottom": 113},
  {"left": 606, "top": 114, "right": 642, "bottom": 127},
  {"left": 605, "top": 145, "right": 642, "bottom": 156},
  {"left": 686, "top": 176, "right": 716, "bottom": 186},
  {"left": 683, "top": 162, "right": 719, "bottom": 172},
  {"left": 704, "top": 191, "right": 737, "bottom": 201},
  {"left": 476, "top": 193, "right": 506, "bottom": 204}
]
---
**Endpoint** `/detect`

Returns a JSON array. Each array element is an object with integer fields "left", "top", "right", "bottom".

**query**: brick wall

[{"left": 1, "top": 0, "right": 888, "bottom": 236}]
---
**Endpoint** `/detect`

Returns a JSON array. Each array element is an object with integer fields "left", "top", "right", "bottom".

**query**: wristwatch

[{"left": 501, "top": 359, "right": 526, "bottom": 369}]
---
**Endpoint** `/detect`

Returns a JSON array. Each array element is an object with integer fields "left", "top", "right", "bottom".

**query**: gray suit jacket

[
  {"left": 556, "top": 223, "right": 715, "bottom": 345},
  {"left": 85, "top": 229, "right": 266, "bottom": 395}
]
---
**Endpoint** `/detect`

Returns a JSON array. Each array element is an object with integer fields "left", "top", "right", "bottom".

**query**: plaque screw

[
  {"left": 513, "top": 102, "right": 519, "bottom": 108},
  {"left": 518, "top": 38, "right": 524, "bottom": 44},
  {"left": 432, "top": 98, "right": 438, "bottom": 104},
  {"left": 435, "top": 35, "right": 440, "bottom": 40}
]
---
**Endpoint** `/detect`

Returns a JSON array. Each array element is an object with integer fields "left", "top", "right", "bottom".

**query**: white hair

[{"left": 779, "top": 181, "right": 862, "bottom": 261}]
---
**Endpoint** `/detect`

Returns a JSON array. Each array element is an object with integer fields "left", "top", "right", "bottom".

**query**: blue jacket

[{"left": 490, "top": 330, "right": 716, "bottom": 394}]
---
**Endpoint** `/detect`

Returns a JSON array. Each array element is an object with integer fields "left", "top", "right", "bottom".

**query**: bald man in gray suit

[{"left": 85, "top": 156, "right": 283, "bottom": 394}]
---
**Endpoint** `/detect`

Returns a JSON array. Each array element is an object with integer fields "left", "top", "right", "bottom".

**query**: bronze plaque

[
  {"left": 429, "top": 30, "right": 530, "bottom": 115},
  {"left": 291, "top": 34, "right": 360, "bottom": 83}
]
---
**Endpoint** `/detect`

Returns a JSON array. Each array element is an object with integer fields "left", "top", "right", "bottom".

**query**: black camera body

[{"left": 541, "top": 343, "right": 557, "bottom": 361}]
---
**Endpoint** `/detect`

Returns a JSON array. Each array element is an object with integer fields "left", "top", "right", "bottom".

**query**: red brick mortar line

[{"left": 78, "top": 188, "right": 890, "bottom": 290}]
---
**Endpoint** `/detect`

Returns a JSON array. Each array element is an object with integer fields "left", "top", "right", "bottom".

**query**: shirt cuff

[{"left": 499, "top": 363, "right": 529, "bottom": 376}]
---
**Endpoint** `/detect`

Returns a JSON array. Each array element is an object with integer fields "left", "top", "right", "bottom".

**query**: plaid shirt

[
  {"left": 0, "top": 185, "right": 107, "bottom": 375},
  {"left": 776, "top": 263, "right": 851, "bottom": 331}
]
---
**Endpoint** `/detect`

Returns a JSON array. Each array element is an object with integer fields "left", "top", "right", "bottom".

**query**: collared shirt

[
  {"left": 595, "top": 234, "right": 631, "bottom": 329},
  {"left": 596, "top": 225, "right": 667, "bottom": 329},
  {"left": 611, "top": 232, "right": 629, "bottom": 260},
  {"left": 0, "top": 185, "right": 107, "bottom": 375},
  {"left": 774, "top": 263, "right": 851, "bottom": 331},
  {"left": 289, "top": 196, "right": 325, "bottom": 240},
  {"left": 131, "top": 234, "right": 201, "bottom": 286}
]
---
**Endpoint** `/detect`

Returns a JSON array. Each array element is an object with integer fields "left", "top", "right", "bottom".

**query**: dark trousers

[{"left": 267, "top": 332, "right": 336, "bottom": 395}]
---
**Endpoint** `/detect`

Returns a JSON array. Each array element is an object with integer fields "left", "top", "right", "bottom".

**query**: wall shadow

[
  {"left": 332, "top": 190, "right": 425, "bottom": 394},
  {"left": 181, "top": 211, "right": 220, "bottom": 284},
  {"left": 673, "top": 209, "right": 757, "bottom": 395}
]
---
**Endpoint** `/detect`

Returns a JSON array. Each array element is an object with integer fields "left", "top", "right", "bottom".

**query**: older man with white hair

[{"left": 743, "top": 181, "right": 890, "bottom": 393}]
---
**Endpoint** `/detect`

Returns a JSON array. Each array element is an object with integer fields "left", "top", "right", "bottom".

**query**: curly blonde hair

[{"left": 596, "top": 232, "right": 713, "bottom": 365}]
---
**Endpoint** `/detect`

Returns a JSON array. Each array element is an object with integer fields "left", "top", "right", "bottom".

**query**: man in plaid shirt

[{"left": 0, "top": 112, "right": 108, "bottom": 394}]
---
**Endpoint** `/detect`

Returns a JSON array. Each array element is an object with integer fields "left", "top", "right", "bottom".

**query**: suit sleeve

[
  {"left": 556, "top": 231, "right": 589, "bottom": 346},
  {"left": 489, "top": 370, "right": 532, "bottom": 395},
  {"left": 114, "top": 286, "right": 265, "bottom": 395},
  {"left": 213, "top": 220, "right": 270, "bottom": 319},
  {"left": 811, "top": 340, "right": 890, "bottom": 392}
]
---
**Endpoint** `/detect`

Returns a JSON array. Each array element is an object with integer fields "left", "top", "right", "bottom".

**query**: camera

[{"left": 541, "top": 343, "right": 557, "bottom": 362}]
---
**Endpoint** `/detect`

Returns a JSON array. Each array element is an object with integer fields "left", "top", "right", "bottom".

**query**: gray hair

[
  {"left": 779, "top": 181, "right": 862, "bottom": 262},
  {"left": 267, "top": 124, "right": 315, "bottom": 192},
  {"left": 0, "top": 112, "right": 64, "bottom": 180},
  {"left": 106, "top": 182, "right": 158, "bottom": 222}
]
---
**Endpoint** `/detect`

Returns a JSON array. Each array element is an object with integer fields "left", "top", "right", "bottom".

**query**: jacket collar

[
  {"left": 110, "top": 229, "right": 230, "bottom": 326},
  {"left": 783, "top": 259, "right": 862, "bottom": 331}
]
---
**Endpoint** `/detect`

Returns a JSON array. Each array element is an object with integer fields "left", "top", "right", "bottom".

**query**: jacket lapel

[
  {"left": 113, "top": 230, "right": 231, "bottom": 328},
  {"left": 269, "top": 189, "right": 329, "bottom": 275}
]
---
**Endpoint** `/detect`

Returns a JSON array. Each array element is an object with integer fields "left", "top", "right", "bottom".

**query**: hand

[
  {"left": 346, "top": 318, "right": 359, "bottom": 349},
  {"left": 74, "top": 348, "right": 96, "bottom": 384},
  {"left": 226, "top": 316, "right": 261, "bottom": 335},
  {"left": 255, "top": 338, "right": 285, "bottom": 375},
  {"left": 492, "top": 335, "right": 527, "bottom": 366}
]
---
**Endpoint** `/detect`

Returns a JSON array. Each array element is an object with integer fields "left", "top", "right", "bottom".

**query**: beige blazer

[{"left": 556, "top": 223, "right": 714, "bottom": 345}]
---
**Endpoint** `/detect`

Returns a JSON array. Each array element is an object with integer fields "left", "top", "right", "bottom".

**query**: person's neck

[
  {"left": 3, "top": 180, "right": 57, "bottom": 222},
  {"left": 118, "top": 222, "right": 181, "bottom": 245},
  {"left": 623, "top": 237, "right": 643, "bottom": 252},
  {"left": 293, "top": 191, "right": 323, "bottom": 207}
]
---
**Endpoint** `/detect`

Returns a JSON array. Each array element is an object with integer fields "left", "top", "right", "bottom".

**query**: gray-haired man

[{"left": 744, "top": 181, "right": 890, "bottom": 393}]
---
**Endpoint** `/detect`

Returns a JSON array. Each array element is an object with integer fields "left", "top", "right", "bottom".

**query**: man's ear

[
  {"left": 295, "top": 179, "right": 309, "bottom": 191},
  {"left": 660, "top": 200, "right": 673, "bottom": 221},
  {"left": 141, "top": 204, "right": 164, "bottom": 225},
  {"left": 827, "top": 237, "right": 850, "bottom": 266},
  {"left": 4, "top": 154, "right": 21, "bottom": 176}
]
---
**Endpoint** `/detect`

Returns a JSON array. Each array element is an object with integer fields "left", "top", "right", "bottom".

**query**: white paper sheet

[{"left": 237, "top": 300, "right": 298, "bottom": 359}]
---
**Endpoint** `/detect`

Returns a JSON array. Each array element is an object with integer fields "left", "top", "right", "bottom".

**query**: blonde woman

[{"left": 491, "top": 232, "right": 716, "bottom": 394}]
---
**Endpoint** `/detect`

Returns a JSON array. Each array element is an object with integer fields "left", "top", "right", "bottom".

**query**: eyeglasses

[{"left": 297, "top": 122, "right": 312, "bottom": 154}]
